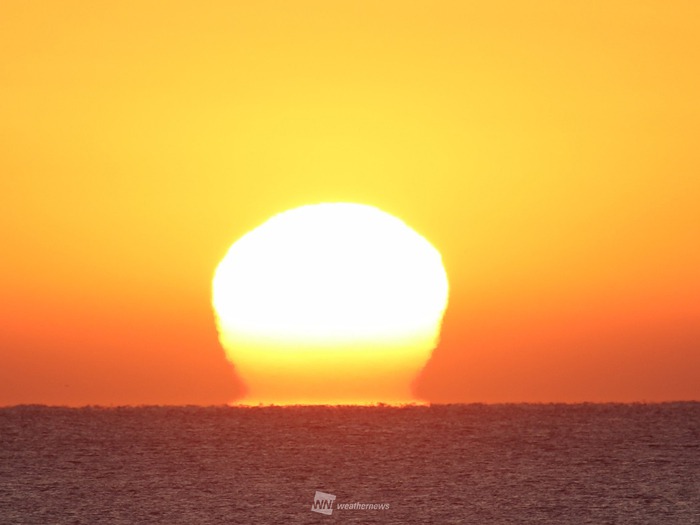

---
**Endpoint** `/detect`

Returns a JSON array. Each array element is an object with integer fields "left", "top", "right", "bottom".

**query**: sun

[{"left": 212, "top": 202, "right": 449, "bottom": 405}]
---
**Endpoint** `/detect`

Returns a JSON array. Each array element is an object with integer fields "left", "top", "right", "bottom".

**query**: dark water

[{"left": 1, "top": 404, "right": 698, "bottom": 524}]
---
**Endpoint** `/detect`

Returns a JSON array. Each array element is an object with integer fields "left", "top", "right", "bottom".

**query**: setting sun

[
  {"left": 2, "top": 2, "right": 699, "bottom": 521},
  {"left": 212, "top": 203, "right": 449, "bottom": 405}
]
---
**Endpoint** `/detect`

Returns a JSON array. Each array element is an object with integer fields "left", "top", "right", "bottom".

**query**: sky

[{"left": 1, "top": 1, "right": 699, "bottom": 405}]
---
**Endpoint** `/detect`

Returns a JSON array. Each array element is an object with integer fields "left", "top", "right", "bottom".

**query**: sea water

[{"left": 1, "top": 404, "right": 698, "bottom": 524}]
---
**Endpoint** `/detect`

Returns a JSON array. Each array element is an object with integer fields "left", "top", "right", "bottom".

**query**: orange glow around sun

[
  {"left": 212, "top": 203, "right": 449, "bottom": 405},
  {"left": 1, "top": 2, "right": 699, "bottom": 406}
]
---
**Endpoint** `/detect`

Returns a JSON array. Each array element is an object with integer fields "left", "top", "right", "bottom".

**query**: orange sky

[{"left": 1, "top": 1, "right": 699, "bottom": 405}]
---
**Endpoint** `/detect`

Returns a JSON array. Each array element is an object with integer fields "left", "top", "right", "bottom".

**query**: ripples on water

[{"left": 1, "top": 404, "right": 698, "bottom": 524}]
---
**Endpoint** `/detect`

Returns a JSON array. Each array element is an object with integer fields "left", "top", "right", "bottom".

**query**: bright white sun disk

[{"left": 212, "top": 202, "right": 449, "bottom": 404}]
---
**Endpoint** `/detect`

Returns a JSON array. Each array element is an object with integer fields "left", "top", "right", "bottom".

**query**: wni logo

[{"left": 311, "top": 491, "right": 336, "bottom": 515}]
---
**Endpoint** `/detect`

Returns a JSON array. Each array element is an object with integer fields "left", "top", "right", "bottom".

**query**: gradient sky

[{"left": 1, "top": 1, "right": 699, "bottom": 405}]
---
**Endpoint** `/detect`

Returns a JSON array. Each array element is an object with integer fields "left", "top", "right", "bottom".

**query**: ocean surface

[{"left": 1, "top": 404, "right": 698, "bottom": 524}]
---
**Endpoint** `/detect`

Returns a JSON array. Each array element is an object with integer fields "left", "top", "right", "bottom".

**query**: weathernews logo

[
  {"left": 311, "top": 491, "right": 336, "bottom": 515},
  {"left": 311, "top": 491, "right": 390, "bottom": 515}
]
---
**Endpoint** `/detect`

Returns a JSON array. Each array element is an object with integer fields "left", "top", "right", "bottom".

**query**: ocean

[{"left": 1, "top": 404, "right": 698, "bottom": 524}]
